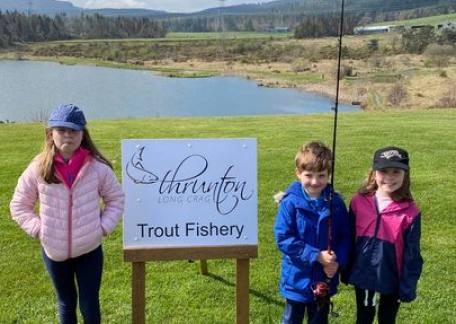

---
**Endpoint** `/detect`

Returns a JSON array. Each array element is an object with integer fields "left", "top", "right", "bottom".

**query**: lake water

[{"left": 0, "top": 60, "right": 357, "bottom": 122}]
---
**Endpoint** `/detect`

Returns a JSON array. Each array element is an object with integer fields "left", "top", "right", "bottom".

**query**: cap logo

[{"left": 380, "top": 150, "right": 402, "bottom": 160}]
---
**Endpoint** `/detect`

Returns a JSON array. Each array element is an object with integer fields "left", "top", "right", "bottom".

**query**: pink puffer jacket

[{"left": 10, "top": 156, "right": 124, "bottom": 261}]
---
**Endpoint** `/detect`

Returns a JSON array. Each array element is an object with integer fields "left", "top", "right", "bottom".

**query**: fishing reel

[
  {"left": 312, "top": 281, "right": 329, "bottom": 298},
  {"left": 312, "top": 280, "right": 330, "bottom": 311},
  {"left": 313, "top": 281, "right": 338, "bottom": 315},
  {"left": 312, "top": 281, "right": 339, "bottom": 316}
]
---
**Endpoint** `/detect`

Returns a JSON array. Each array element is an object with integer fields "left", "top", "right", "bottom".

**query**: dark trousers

[
  {"left": 42, "top": 245, "right": 103, "bottom": 324},
  {"left": 355, "top": 287, "right": 400, "bottom": 324},
  {"left": 281, "top": 298, "right": 330, "bottom": 324}
]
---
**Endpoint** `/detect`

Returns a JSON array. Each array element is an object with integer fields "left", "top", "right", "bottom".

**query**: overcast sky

[{"left": 67, "top": 1, "right": 275, "bottom": 13}]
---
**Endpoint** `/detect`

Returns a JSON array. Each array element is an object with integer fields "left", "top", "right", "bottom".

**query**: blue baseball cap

[{"left": 48, "top": 104, "right": 86, "bottom": 131}]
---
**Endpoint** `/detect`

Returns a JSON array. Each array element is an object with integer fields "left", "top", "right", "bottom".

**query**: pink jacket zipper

[
  {"left": 68, "top": 192, "right": 73, "bottom": 259},
  {"left": 55, "top": 156, "right": 91, "bottom": 259}
]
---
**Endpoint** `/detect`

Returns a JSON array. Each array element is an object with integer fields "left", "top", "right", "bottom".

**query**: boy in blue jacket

[{"left": 274, "top": 141, "right": 350, "bottom": 324}]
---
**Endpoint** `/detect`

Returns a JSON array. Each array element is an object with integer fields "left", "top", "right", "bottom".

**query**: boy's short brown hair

[{"left": 295, "top": 141, "right": 333, "bottom": 173}]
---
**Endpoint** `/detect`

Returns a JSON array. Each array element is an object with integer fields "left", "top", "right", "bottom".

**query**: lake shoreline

[
  {"left": 2, "top": 32, "right": 456, "bottom": 111},
  {"left": 0, "top": 58, "right": 358, "bottom": 123},
  {"left": 0, "top": 53, "right": 358, "bottom": 108}
]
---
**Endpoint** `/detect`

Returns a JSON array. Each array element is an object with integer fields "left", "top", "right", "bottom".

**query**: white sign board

[{"left": 122, "top": 139, "right": 257, "bottom": 249}]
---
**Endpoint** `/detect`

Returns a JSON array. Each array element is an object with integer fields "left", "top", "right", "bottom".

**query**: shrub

[
  {"left": 368, "top": 54, "right": 391, "bottom": 68},
  {"left": 439, "top": 70, "right": 448, "bottom": 78},
  {"left": 401, "top": 27, "right": 435, "bottom": 54},
  {"left": 439, "top": 29, "right": 456, "bottom": 45},
  {"left": 367, "top": 39, "right": 379, "bottom": 52},
  {"left": 423, "top": 43, "right": 455, "bottom": 67},
  {"left": 334, "top": 64, "right": 355, "bottom": 80},
  {"left": 291, "top": 59, "right": 311, "bottom": 72},
  {"left": 437, "top": 87, "right": 456, "bottom": 108},
  {"left": 388, "top": 83, "right": 408, "bottom": 106}
]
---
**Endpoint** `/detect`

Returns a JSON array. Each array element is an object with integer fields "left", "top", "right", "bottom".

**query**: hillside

[
  {"left": 0, "top": 0, "right": 169, "bottom": 17},
  {"left": 1, "top": 0, "right": 455, "bottom": 18},
  {"left": 369, "top": 12, "right": 456, "bottom": 27},
  {"left": 197, "top": 0, "right": 455, "bottom": 16},
  {"left": 0, "top": 0, "right": 79, "bottom": 14}
]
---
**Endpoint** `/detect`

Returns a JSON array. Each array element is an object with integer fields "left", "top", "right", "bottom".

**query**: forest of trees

[
  {"left": 0, "top": 0, "right": 454, "bottom": 47},
  {"left": 294, "top": 14, "right": 360, "bottom": 38},
  {"left": 0, "top": 11, "right": 167, "bottom": 48}
]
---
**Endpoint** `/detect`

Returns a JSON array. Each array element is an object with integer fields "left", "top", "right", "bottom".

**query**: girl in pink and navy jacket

[
  {"left": 10, "top": 104, "right": 124, "bottom": 324},
  {"left": 344, "top": 146, "right": 423, "bottom": 324}
]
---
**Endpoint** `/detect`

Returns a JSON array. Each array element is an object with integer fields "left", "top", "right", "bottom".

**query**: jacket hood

[{"left": 284, "top": 181, "right": 334, "bottom": 212}]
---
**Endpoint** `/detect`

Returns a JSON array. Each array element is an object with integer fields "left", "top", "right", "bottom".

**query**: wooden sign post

[{"left": 122, "top": 139, "right": 258, "bottom": 324}]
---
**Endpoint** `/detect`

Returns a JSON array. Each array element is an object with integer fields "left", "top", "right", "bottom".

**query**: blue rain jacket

[{"left": 274, "top": 181, "right": 350, "bottom": 303}]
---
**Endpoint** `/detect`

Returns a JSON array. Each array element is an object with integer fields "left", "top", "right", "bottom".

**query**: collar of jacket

[
  {"left": 285, "top": 181, "right": 332, "bottom": 213},
  {"left": 54, "top": 148, "right": 91, "bottom": 188},
  {"left": 363, "top": 192, "right": 415, "bottom": 213}
]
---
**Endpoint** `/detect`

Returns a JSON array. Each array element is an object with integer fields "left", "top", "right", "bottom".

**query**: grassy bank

[{"left": 1, "top": 110, "right": 455, "bottom": 323}]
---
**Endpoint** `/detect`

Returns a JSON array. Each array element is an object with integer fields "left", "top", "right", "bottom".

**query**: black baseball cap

[{"left": 373, "top": 146, "right": 409, "bottom": 171}]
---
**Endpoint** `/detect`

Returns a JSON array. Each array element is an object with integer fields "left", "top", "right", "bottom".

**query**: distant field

[
  {"left": 369, "top": 12, "right": 456, "bottom": 27},
  {"left": 1, "top": 110, "right": 455, "bottom": 323},
  {"left": 167, "top": 32, "right": 292, "bottom": 40},
  {"left": 43, "top": 31, "right": 291, "bottom": 44}
]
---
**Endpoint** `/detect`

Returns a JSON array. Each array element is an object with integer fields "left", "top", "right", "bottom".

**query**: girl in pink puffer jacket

[{"left": 10, "top": 104, "right": 124, "bottom": 324}]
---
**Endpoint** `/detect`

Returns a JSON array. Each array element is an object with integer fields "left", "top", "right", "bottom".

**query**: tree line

[
  {"left": 294, "top": 14, "right": 360, "bottom": 38},
  {"left": 0, "top": 0, "right": 454, "bottom": 47},
  {"left": 0, "top": 11, "right": 167, "bottom": 48}
]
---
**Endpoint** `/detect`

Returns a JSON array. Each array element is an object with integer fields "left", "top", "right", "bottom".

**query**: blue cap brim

[{"left": 48, "top": 121, "right": 84, "bottom": 131}]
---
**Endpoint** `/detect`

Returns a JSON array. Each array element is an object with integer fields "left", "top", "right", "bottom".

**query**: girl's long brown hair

[
  {"left": 37, "top": 128, "right": 113, "bottom": 184},
  {"left": 359, "top": 168, "right": 413, "bottom": 202}
]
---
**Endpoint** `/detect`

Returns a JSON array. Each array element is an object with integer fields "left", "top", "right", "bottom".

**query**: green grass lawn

[
  {"left": 166, "top": 32, "right": 293, "bottom": 40},
  {"left": 40, "top": 31, "right": 291, "bottom": 45},
  {"left": 1, "top": 110, "right": 455, "bottom": 323}
]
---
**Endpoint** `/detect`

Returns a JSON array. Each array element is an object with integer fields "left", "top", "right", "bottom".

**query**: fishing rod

[
  {"left": 312, "top": 0, "right": 346, "bottom": 304},
  {"left": 329, "top": 0, "right": 346, "bottom": 254}
]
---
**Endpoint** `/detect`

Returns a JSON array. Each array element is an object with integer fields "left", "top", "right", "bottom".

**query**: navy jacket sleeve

[
  {"left": 399, "top": 214, "right": 423, "bottom": 302},
  {"left": 333, "top": 197, "right": 350, "bottom": 270},
  {"left": 274, "top": 200, "right": 319, "bottom": 265}
]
